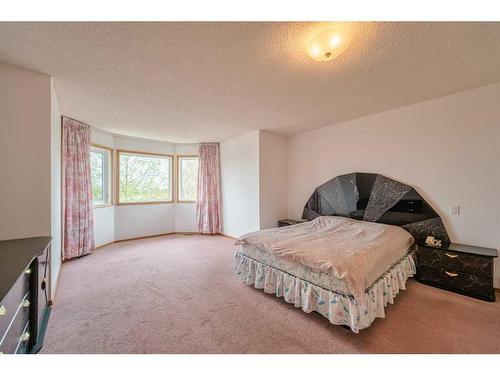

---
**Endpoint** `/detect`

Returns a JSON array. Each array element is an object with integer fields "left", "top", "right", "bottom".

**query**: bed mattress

[{"left": 239, "top": 243, "right": 352, "bottom": 295}]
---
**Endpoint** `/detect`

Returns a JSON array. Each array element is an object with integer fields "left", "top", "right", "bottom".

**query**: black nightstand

[
  {"left": 278, "top": 219, "right": 308, "bottom": 227},
  {"left": 416, "top": 242, "right": 498, "bottom": 301}
]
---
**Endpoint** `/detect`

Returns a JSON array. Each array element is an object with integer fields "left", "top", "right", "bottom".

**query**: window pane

[
  {"left": 119, "top": 152, "right": 172, "bottom": 203},
  {"left": 91, "top": 151, "right": 104, "bottom": 203},
  {"left": 179, "top": 157, "right": 198, "bottom": 201}
]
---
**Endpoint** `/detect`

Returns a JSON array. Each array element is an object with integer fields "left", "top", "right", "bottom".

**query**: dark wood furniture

[
  {"left": 302, "top": 173, "right": 450, "bottom": 244},
  {"left": 0, "top": 237, "right": 51, "bottom": 354},
  {"left": 278, "top": 219, "right": 308, "bottom": 227},
  {"left": 416, "top": 242, "right": 497, "bottom": 301}
]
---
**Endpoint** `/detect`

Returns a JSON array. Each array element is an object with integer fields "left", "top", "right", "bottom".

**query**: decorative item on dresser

[
  {"left": 0, "top": 237, "right": 51, "bottom": 354},
  {"left": 278, "top": 219, "right": 308, "bottom": 227},
  {"left": 417, "top": 242, "right": 498, "bottom": 301}
]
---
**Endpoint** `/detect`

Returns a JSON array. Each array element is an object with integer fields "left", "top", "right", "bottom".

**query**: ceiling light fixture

[{"left": 307, "top": 27, "right": 352, "bottom": 62}]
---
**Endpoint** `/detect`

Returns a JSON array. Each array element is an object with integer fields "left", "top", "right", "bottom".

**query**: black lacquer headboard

[{"left": 302, "top": 173, "right": 449, "bottom": 243}]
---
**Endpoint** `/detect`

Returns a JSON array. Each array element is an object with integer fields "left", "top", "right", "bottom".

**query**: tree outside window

[
  {"left": 178, "top": 156, "right": 199, "bottom": 202},
  {"left": 118, "top": 151, "right": 172, "bottom": 203}
]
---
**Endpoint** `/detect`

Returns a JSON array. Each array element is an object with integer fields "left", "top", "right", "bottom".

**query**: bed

[{"left": 233, "top": 173, "right": 450, "bottom": 332}]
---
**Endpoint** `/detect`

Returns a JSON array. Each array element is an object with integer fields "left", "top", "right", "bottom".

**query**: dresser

[
  {"left": 0, "top": 237, "right": 51, "bottom": 354},
  {"left": 416, "top": 242, "right": 497, "bottom": 301}
]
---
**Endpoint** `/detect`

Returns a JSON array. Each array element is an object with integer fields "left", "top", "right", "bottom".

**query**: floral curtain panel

[
  {"left": 62, "top": 117, "right": 95, "bottom": 259},
  {"left": 196, "top": 143, "right": 221, "bottom": 234}
]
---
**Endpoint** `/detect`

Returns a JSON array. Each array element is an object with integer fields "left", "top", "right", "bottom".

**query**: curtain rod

[{"left": 62, "top": 115, "right": 94, "bottom": 128}]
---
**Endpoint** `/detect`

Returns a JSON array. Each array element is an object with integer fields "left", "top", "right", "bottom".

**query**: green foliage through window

[
  {"left": 90, "top": 150, "right": 105, "bottom": 203},
  {"left": 178, "top": 157, "right": 198, "bottom": 201},
  {"left": 119, "top": 152, "right": 172, "bottom": 203}
]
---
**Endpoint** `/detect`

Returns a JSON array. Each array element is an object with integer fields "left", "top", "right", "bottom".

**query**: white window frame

[
  {"left": 90, "top": 144, "right": 113, "bottom": 208},
  {"left": 176, "top": 155, "right": 199, "bottom": 203}
]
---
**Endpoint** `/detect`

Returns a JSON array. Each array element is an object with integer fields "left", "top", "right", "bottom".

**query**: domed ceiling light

[{"left": 306, "top": 27, "right": 352, "bottom": 62}]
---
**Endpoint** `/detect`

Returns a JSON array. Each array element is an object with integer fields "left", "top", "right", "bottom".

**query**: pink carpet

[{"left": 41, "top": 234, "right": 500, "bottom": 353}]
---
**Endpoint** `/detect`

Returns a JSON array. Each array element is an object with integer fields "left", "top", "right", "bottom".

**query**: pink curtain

[
  {"left": 62, "top": 117, "right": 95, "bottom": 260},
  {"left": 196, "top": 143, "right": 221, "bottom": 234}
]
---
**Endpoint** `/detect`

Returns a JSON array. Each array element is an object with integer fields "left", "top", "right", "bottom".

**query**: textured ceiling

[{"left": 0, "top": 22, "right": 499, "bottom": 143}]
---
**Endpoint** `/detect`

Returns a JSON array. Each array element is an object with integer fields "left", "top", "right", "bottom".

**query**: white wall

[
  {"left": 92, "top": 127, "right": 115, "bottom": 149},
  {"left": 0, "top": 63, "right": 51, "bottom": 240},
  {"left": 115, "top": 204, "right": 175, "bottom": 240},
  {"left": 220, "top": 130, "right": 288, "bottom": 237},
  {"left": 91, "top": 128, "right": 115, "bottom": 247},
  {"left": 50, "top": 78, "right": 62, "bottom": 298},
  {"left": 259, "top": 131, "right": 288, "bottom": 229},
  {"left": 287, "top": 83, "right": 500, "bottom": 287},
  {"left": 220, "top": 131, "right": 260, "bottom": 237}
]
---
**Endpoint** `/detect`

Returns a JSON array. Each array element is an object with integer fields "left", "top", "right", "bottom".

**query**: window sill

[
  {"left": 93, "top": 203, "right": 113, "bottom": 209},
  {"left": 177, "top": 200, "right": 196, "bottom": 204},
  {"left": 116, "top": 201, "right": 174, "bottom": 206}
]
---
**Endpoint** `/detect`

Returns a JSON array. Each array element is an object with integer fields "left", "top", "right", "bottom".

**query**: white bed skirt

[{"left": 234, "top": 252, "right": 416, "bottom": 333}]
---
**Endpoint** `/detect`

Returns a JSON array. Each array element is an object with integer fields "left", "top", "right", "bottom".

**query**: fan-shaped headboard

[{"left": 302, "top": 173, "right": 449, "bottom": 243}]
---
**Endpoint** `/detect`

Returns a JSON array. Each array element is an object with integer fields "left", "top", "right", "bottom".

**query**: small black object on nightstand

[
  {"left": 278, "top": 219, "right": 308, "bottom": 227},
  {"left": 416, "top": 242, "right": 498, "bottom": 301}
]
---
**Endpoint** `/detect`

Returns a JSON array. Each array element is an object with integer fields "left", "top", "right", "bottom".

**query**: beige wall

[
  {"left": 0, "top": 63, "right": 52, "bottom": 240},
  {"left": 259, "top": 130, "right": 288, "bottom": 229},
  {"left": 221, "top": 130, "right": 288, "bottom": 237},
  {"left": 220, "top": 131, "right": 260, "bottom": 237},
  {"left": 287, "top": 83, "right": 500, "bottom": 287},
  {"left": 50, "top": 78, "right": 62, "bottom": 298}
]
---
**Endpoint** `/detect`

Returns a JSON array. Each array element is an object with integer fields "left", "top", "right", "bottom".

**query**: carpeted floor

[{"left": 41, "top": 234, "right": 500, "bottom": 354}]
